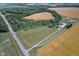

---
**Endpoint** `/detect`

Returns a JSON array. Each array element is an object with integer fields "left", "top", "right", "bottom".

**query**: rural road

[
  {"left": 0, "top": 11, "right": 29, "bottom": 56},
  {"left": 27, "top": 27, "right": 66, "bottom": 52}
]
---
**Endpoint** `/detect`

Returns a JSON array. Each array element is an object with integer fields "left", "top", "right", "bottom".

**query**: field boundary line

[
  {"left": 0, "top": 11, "right": 29, "bottom": 56},
  {"left": 0, "top": 39, "right": 9, "bottom": 45},
  {"left": 27, "top": 27, "right": 66, "bottom": 52},
  {"left": 38, "top": 28, "right": 66, "bottom": 47}
]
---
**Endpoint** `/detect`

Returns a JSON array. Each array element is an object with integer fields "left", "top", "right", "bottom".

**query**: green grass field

[
  {"left": 17, "top": 27, "right": 54, "bottom": 49},
  {"left": 0, "top": 32, "right": 23, "bottom": 56}
]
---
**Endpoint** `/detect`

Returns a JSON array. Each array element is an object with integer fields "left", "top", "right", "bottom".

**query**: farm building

[{"left": 57, "top": 23, "right": 67, "bottom": 29}]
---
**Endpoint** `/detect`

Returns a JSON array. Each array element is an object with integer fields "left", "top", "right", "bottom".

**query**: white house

[{"left": 58, "top": 23, "right": 67, "bottom": 30}]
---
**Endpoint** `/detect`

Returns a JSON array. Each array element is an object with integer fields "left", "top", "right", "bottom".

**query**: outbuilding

[{"left": 58, "top": 23, "right": 67, "bottom": 29}]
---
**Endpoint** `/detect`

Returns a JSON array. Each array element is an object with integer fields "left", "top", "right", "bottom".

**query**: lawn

[
  {"left": 0, "top": 32, "right": 23, "bottom": 56},
  {"left": 17, "top": 27, "right": 54, "bottom": 49}
]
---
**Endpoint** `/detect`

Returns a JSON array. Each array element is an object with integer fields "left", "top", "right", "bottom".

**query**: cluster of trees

[
  {"left": 6, "top": 10, "right": 62, "bottom": 31},
  {"left": 0, "top": 6, "right": 62, "bottom": 32},
  {"left": 6, "top": 14, "right": 50, "bottom": 31},
  {"left": 66, "top": 20, "right": 73, "bottom": 29},
  {"left": 0, "top": 17, "right": 8, "bottom": 32},
  {"left": 47, "top": 10, "right": 62, "bottom": 28}
]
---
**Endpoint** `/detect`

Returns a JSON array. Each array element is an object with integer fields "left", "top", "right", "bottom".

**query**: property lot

[
  {"left": 17, "top": 27, "right": 54, "bottom": 49},
  {"left": 1, "top": 6, "right": 79, "bottom": 56},
  {"left": 0, "top": 32, "right": 23, "bottom": 56}
]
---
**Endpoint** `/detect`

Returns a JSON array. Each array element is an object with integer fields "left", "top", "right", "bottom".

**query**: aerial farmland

[
  {"left": 36, "top": 23, "right": 79, "bottom": 56},
  {"left": 0, "top": 3, "right": 79, "bottom": 56},
  {"left": 48, "top": 7, "right": 79, "bottom": 19}
]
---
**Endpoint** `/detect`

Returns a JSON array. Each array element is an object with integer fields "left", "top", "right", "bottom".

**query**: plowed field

[
  {"left": 36, "top": 23, "right": 79, "bottom": 56},
  {"left": 24, "top": 12, "right": 54, "bottom": 21},
  {"left": 49, "top": 7, "right": 79, "bottom": 18}
]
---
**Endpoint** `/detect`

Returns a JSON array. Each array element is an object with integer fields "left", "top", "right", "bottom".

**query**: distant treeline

[
  {"left": 1, "top": 5, "right": 49, "bottom": 16},
  {"left": 49, "top": 3, "right": 79, "bottom": 7}
]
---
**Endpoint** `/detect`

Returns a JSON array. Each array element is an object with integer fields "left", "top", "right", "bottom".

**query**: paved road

[{"left": 0, "top": 11, "right": 29, "bottom": 56}]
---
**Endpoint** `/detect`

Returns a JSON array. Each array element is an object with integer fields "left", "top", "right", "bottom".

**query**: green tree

[{"left": 47, "top": 10, "right": 62, "bottom": 27}]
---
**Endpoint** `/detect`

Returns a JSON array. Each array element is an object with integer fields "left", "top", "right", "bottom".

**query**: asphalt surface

[{"left": 0, "top": 11, "right": 29, "bottom": 56}]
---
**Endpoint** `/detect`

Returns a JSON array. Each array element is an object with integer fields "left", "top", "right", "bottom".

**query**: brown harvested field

[
  {"left": 24, "top": 12, "right": 54, "bottom": 21},
  {"left": 36, "top": 23, "right": 79, "bottom": 56},
  {"left": 49, "top": 7, "right": 79, "bottom": 18}
]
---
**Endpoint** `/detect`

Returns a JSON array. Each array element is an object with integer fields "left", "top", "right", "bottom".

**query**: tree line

[
  {"left": 6, "top": 14, "right": 50, "bottom": 31},
  {"left": 0, "top": 17, "right": 8, "bottom": 32},
  {"left": 0, "top": 7, "right": 62, "bottom": 32}
]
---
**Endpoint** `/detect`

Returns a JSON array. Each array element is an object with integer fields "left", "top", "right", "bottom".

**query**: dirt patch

[{"left": 24, "top": 12, "right": 54, "bottom": 21}]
